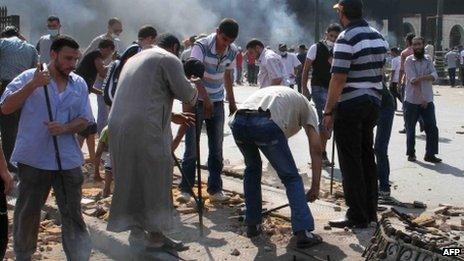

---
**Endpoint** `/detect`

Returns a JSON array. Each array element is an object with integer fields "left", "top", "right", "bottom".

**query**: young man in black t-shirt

[
  {"left": 76, "top": 39, "right": 115, "bottom": 163},
  {"left": 301, "top": 24, "right": 342, "bottom": 167}
]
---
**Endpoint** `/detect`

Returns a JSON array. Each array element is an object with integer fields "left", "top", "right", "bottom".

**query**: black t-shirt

[
  {"left": 76, "top": 50, "right": 102, "bottom": 92},
  {"left": 297, "top": 52, "right": 307, "bottom": 65}
]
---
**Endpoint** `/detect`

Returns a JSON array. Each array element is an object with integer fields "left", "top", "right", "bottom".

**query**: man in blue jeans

[
  {"left": 179, "top": 19, "right": 239, "bottom": 203},
  {"left": 404, "top": 36, "right": 441, "bottom": 163},
  {"left": 230, "top": 86, "right": 323, "bottom": 248},
  {"left": 375, "top": 84, "right": 395, "bottom": 198}
]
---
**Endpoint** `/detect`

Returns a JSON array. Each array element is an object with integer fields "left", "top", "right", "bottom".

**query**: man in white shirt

[
  {"left": 229, "top": 86, "right": 322, "bottom": 248},
  {"left": 445, "top": 48, "right": 460, "bottom": 87},
  {"left": 278, "top": 44, "right": 301, "bottom": 89},
  {"left": 425, "top": 41, "right": 435, "bottom": 62},
  {"left": 245, "top": 39, "right": 285, "bottom": 88},
  {"left": 36, "top": 16, "right": 61, "bottom": 64},
  {"left": 390, "top": 47, "right": 402, "bottom": 109}
]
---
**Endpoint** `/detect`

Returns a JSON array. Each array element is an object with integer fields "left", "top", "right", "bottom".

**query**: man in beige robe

[{"left": 107, "top": 34, "right": 198, "bottom": 249}]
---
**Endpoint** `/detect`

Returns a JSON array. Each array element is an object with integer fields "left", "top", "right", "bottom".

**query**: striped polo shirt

[
  {"left": 190, "top": 33, "right": 237, "bottom": 102},
  {"left": 331, "top": 19, "right": 389, "bottom": 105}
]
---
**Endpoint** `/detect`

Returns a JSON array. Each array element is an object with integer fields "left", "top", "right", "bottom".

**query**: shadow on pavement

[{"left": 416, "top": 161, "right": 464, "bottom": 177}]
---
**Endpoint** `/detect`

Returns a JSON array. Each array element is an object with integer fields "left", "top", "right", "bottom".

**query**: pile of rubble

[{"left": 364, "top": 206, "right": 464, "bottom": 260}]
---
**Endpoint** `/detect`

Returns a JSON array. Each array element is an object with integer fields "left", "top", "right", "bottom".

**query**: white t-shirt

[
  {"left": 236, "top": 86, "right": 319, "bottom": 138},
  {"left": 391, "top": 56, "right": 401, "bottom": 83},
  {"left": 306, "top": 43, "right": 318, "bottom": 60},
  {"left": 460, "top": 50, "right": 464, "bottom": 65},
  {"left": 257, "top": 48, "right": 285, "bottom": 88},
  {"left": 281, "top": 53, "right": 301, "bottom": 85}
]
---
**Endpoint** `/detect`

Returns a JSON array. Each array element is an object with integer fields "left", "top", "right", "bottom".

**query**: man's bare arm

[
  {"left": 324, "top": 73, "right": 347, "bottom": 113},
  {"left": 301, "top": 59, "right": 314, "bottom": 95},
  {"left": 224, "top": 69, "right": 237, "bottom": 114},
  {"left": 304, "top": 125, "right": 322, "bottom": 202}
]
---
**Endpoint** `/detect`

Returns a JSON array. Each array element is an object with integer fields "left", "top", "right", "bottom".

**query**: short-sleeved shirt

[
  {"left": 0, "top": 69, "right": 93, "bottom": 170},
  {"left": 281, "top": 53, "right": 301, "bottom": 85},
  {"left": 75, "top": 50, "right": 102, "bottom": 91},
  {"left": 83, "top": 34, "right": 123, "bottom": 57},
  {"left": 331, "top": 19, "right": 388, "bottom": 105},
  {"left": 460, "top": 50, "right": 464, "bottom": 65},
  {"left": 445, "top": 51, "right": 459, "bottom": 69},
  {"left": 0, "top": 37, "right": 38, "bottom": 81},
  {"left": 391, "top": 56, "right": 401, "bottom": 83},
  {"left": 37, "top": 34, "right": 57, "bottom": 64},
  {"left": 236, "top": 86, "right": 318, "bottom": 138},
  {"left": 190, "top": 33, "right": 238, "bottom": 102},
  {"left": 404, "top": 55, "right": 438, "bottom": 105},
  {"left": 257, "top": 48, "right": 285, "bottom": 88}
]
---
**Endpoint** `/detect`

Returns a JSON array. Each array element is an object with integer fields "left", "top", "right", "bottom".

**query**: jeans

[
  {"left": 334, "top": 99, "right": 379, "bottom": 224},
  {"left": 230, "top": 113, "right": 314, "bottom": 233},
  {"left": 96, "top": 95, "right": 108, "bottom": 134},
  {"left": 14, "top": 164, "right": 91, "bottom": 261},
  {"left": 389, "top": 82, "right": 402, "bottom": 110},
  {"left": 311, "top": 85, "right": 328, "bottom": 131},
  {"left": 404, "top": 102, "right": 439, "bottom": 157},
  {"left": 0, "top": 179, "right": 7, "bottom": 259},
  {"left": 448, "top": 68, "right": 456, "bottom": 86},
  {"left": 247, "top": 64, "right": 258, "bottom": 84},
  {"left": 375, "top": 106, "right": 394, "bottom": 192},
  {"left": 180, "top": 101, "right": 224, "bottom": 195},
  {"left": 0, "top": 80, "right": 19, "bottom": 172}
]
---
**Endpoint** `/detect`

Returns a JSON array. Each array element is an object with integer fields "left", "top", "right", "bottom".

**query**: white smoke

[{"left": 3, "top": 0, "right": 310, "bottom": 49}]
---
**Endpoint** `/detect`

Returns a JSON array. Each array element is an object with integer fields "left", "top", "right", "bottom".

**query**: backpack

[{"left": 102, "top": 43, "right": 141, "bottom": 106}]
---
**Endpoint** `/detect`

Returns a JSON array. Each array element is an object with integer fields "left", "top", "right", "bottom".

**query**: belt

[{"left": 236, "top": 109, "right": 270, "bottom": 117}]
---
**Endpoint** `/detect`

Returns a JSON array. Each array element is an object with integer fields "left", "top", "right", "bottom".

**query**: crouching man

[{"left": 229, "top": 86, "right": 323, "bottom": 248}]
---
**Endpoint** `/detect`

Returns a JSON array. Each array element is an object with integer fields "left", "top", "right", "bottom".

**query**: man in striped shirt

[
  {"left": 323, "top": 0, "right": 389, "bottom": 229},
  {"left": 179, "top": 18, "right": 239, "bottom": 203}
]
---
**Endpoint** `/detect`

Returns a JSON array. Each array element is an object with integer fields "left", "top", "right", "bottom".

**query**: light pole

[
  {"left": 315, "top": 0, "right": 320, "bottom": 42},
  {"left": 436, "top": 0, "right": 444, "bottom": 51}
]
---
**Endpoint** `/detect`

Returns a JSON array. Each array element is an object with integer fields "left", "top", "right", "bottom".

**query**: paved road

[{"left": 91, "top": 84, "right": 464, "bottom": 208}]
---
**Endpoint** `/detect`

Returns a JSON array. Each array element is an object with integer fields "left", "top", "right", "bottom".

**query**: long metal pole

[
  {"left": 330, "top": 137, "right": 335, "bottom": 195},
  {"left": 315, "top": 0, "right": 320, "bottom": 42},
  {"left": 195, "top": 106, "right": 204, "bottom": 236},
  {"left": 436, "top": 0, "right": 444, "bottom": 51}
]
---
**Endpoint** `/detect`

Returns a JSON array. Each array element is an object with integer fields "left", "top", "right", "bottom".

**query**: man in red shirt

[{"left": 246, "top": 51, "right": 258, "bottom": 85}]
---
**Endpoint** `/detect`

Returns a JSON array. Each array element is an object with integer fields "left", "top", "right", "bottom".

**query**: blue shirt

[
  {"left": 0, "top": 37, "right": 38, "bottom": 80},
  {"left": 331, "top": 19, "right": 388, "bottom": 106},
  {"left": 0, "top": 69, "right": 93, "bottom": 170},
  {"left": 190, "top": 33, "right": 237, "bottom": 102}
]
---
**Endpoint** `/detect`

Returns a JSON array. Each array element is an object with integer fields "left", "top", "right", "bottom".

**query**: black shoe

[
  {"left": 295, "top": 230, "right": 323, "bottom": 249},
  {"left": 328, "top": 219, "right": 368, "bottom": 229},
  {"left": 424, "top": 155, "right": 442, "bottom": 163},
  {"left": 408, "top": 155, "right": 417, "bottom": 162},
  {"left": 247, "top": 224, "right": 262, "bottom": 238},
  {"left": 399, "top": 129, "right": 406, "bottom": 134}
]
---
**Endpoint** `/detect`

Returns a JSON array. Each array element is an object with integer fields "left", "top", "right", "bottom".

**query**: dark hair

[
  {"left": 218, "top": 18, "right": 239, "bottom": 39},
  {"left": 299, "top": 44, "right": 307, "bottom": 50},
  {"left": 246, "top": 39, "right": 264, "bottom": 49},
  {"left": 390, "top": 47, "right": 400, "bottom": 54},
  {"left": 342, "top": 6, "right": 362, "bottom": 20},
  {"left": 50, "top": 35, "right": 79, "bottom": 52},
  {"left": 98, "top": 39, "right": 115, "bottom": 50},
  {"left": 138, "top": 25, "right": 157, "bottom": 39},
  {"left": 412, "top": 36, "right": 425, "bottom": 45},
  {"left": 406, "top": 33, "right": 416, "bottom": 45},
  {"left": 1, "top": 26, "right": 19, "bottom": 38},
  {"left": 189, "top": 35, "right": 197, "bottom": 44},
  {"left": 157, "top": 33, "right": 180, "bottom": 50},
  {"left": 108, "top": 17, "right": 121, "bottom": 27},
  {"left": 184, "top": 58, "right": 205, "bottom": 79},
  {"left": 327, "top": 23, "right": 342, "bottom": 33},
  {"left": 47, "top": 15, "right": 60, "bottom": 23}
]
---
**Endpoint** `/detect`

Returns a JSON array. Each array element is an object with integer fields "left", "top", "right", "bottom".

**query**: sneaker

[
  {"left": 246, "top": 224, "right": 262, "bottom": 238},
  {"left": 209, "top": 191, "right": 230, "bottom": 202},
  {"left": 424, "top": 155, "right": 442, "bottom": 163},
  {"left": 295, "top": 230, "right": 323, "bottom": 249},
  {"left": 177, "top": 192, "right": 191, "bottom": 203},
  {"left": 322, "top": 153, "right": 333, "bottom": 167}
]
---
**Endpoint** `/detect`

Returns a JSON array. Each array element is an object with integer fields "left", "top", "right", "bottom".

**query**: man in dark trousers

[
  {"left": 1, "top": 35, "right": 92, "bottom": 261},
  {"left": 301, "top": 24, "right": 341, "bottom": 167},
  {"left": 0, "top": 26, "right": 38, "bottom": 172},
  {"left": 323, "top": 0, "right": 389, "bottom": 228}
]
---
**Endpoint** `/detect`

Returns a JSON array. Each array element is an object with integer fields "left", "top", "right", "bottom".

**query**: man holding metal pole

[
  {"left": 1, "top": 35, "right": 92, "bottom": 261},
  {"left": 323, "top": 0, "right": 388, "bottom": 229}
]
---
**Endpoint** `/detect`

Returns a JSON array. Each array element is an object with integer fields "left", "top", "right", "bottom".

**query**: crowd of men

[{"left": 0, "top": 0, "right": 449, "bottom": 259}]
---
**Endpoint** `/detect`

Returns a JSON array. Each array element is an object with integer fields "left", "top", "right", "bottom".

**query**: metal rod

[
  {"left": 195, "top": 105, "right": 204, "bottom": 236},
  {"left": 330, "top": 136, "right": 335, "bottom": 195},
  {"left": 43, "top": 84, "right": 62, "bottom": 171},
  {"left": 172, "top": 153, "right": 200, "bottom": 206}
]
